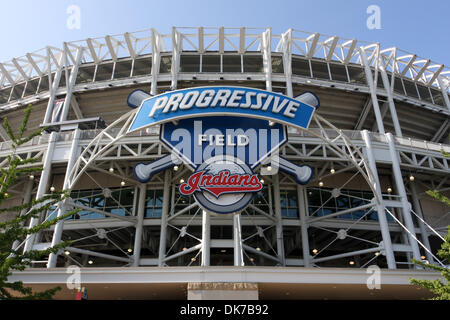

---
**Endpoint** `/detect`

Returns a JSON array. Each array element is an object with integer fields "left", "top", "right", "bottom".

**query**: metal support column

[
  {"left": 43, "top": 52, "right": 64, "bottom": 124},
  {"left": 272, "top": 174, "right": 285, "bottom": 266},
  {"left": 47, "top": 129, "right": 80, "bottom": 268},
  {"left": 233, "top": 213, "right": 244, "bottom": 266},
  {"left": 23, "top": 132, "right": 58, "bottom": 253},
  {"left": 281, "top": 29, "right": 293, "bottom": 97},
  {"left": 201, "top": 210, "right": 210, "bottom": 266},
  {"left": 132, "top": 184, "right": 147, "bottom": 267},
  {"left": 151, "top": 29, "right": 162, "bottom": 95},
  {"left": 61, "top": 47, "right": 84, "bottom": 122},
  {"left": 386, "top": 133, "right": 421, "bottom": 263},
  {"left": 379, "top": 57, "right": 402, "bottom": 137},
  {"left": 437, "top": 76, "right": 450, "bottom": 112},
  {"left": 261, "top": 28, "right": 272, "bottom": 92},
  {"left": 170, "top": 27, "right": 181, "bottom": 90},
  {"left": 359, "top": 47, "right": 385, "bottom": 134},
  {"left": 361, "top": 130, "right": 396, "bottom": 268},
  {"left": 158, "top": 170, "right": 171, "bottom": 266},
  {"left": 409, "top": 182, "right": 433, "bottom": 263},
  {"left": 297, "top": 185, "right": 311, "bottom": 267}
]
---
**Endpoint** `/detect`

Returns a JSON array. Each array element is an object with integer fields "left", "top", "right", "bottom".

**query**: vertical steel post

[
  {"left": 409, "top": 182, "right": 433, "bottom": 263},
  {"left": 437, "top": 76, "right": 450, "bottom": 112},
  {"left": 233, "top": 213, "right": 244, "bottom": 266},
  {"left": 47, "top": 129, "right": 81, "bottom": 268},
  {"left": 261, "top": 28, "right": 272, "bottom": 92},
  {"left": 378, "top": 57, "right": 402, "bottom": 137},
  {"left": 385, "top": 133, "right": 421, "bottom": 263},
  {"left": 132, "top": 184, "right": 147, "bottom": 267},
  {"left": 359, "top": 47, "right": 385, "bottom": 134},
  {"left": 61, "top": 47, "right": 84, "bottom": 122},
  {"left": 361, "top": 130, "right": 396, "bottom": 268},
  {"left": 151, "top": 29, "right": 161, "bottom": 95},
  {"left": 201, "top": 210, "right": 210, "bottom": 266},
  {"left": 158, "top": 170, "right": 171, "bottom": 266},
  {"left": 23, "top": 132, "right": 58, "bottom": 253},
  {"left": 281, "top": 29, "right": 293, "bottom": 98},
  {"left": 43, "top": 52, "right": 64, "bottom": 124},
  {"left": 272, "top": 174, "right": 285, "bottom": 265},
  {"left": 297, "top": 185, "right": 311, "bottom": 267}
]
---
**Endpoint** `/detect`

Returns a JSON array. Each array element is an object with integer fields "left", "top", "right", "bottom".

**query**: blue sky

[{"left": 0, "top": 0, "right": 448, "bottom": 65}]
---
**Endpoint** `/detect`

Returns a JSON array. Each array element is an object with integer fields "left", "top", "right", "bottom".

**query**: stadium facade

[{"left": 2, "top": 27, "right": 449, "bottom": 300}]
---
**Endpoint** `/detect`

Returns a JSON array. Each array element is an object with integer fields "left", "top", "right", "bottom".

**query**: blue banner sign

[{"left": 127, "top": 86, "right": 319, "bottom": 133}]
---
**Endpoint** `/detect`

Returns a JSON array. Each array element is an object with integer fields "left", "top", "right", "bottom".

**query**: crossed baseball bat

[{"left": 130, "top": 91, "right": 318, "bottom": 184}]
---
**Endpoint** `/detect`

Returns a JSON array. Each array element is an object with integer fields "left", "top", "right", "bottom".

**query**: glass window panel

[
  {"left": 160, "top": 56, "right": 172, "bottom": 73},
  {"left": 393, "top": 77, "right": 405, "bottom": 95},
  {"left": 202, "top": 55, "right": 220, "bottom": 72},
  {"left": 416, "top": 84, "right": 433, "bottom": 103},
  {"left": 223, "top": 55, "right": 241, "bottom": 72},
  {"left": 243, "top": 55, "right": 264, "bottom": 73},
  {"left": 347, "top": 65, "right": 366, "bottom": 85},
  {"left": 95, "top": 62, "right": 114, "bottom": 81},
  {"left": 180, "top": 55, "right": 200, "bottom": 72},
  {"left": 430, "top": 87, "right": 443, "bottom": 106},
  {"left": 58, "top": 69, "right": 68, "bottom": 88},
  {"left": 76, "top": 65, "right": 96, "bottom": 84},
  {"left": 329, "top": 63, "right": 348, "bottom": 82},
  {"left": 403, "top": 79, "right": 419, "bottom": 98},
  {"left": 133, "top": 56, "right": 152, "bottom": 76},
  {"left": 0, "top": 87, "right": 12, "bottom": 104},
  {"left": 9, "top": 83, "right": 25, "bottom": 100},
  {"left": 292, "top": 57, "right": 311, "bottom": 77},
  {"left": 271, "top": 56, "right": 284, "bottom": 74},
  {"left": 114, "top": 60, "right": 132, "bottom": 79},
  {"left": 38, "top": 77, "right": 49, "bottom": 93},
  {"left": 311, "top": 60, "right": 330, "bottom": 80},
  {"left": 23, "top": 78, "right": 40, "bottom": 97}
]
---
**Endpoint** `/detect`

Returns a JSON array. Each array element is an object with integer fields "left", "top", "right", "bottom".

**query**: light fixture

[
  {"left": 180, "top": 178, "right": 185, "bottom": 184},
  {"left": 64, "top": 251, "right": 70, "bottom": 255},
  {"left": 109, "top": 167, "right": 114, "bottom": 173},
  {"left": 173, "top": 165, "right": 179, "bottom": 171},
  {"left": 127, "top": 248, "right": 133, "bottom": 253},
  {"left": 50, "top": 186, "right": 56, "bottom": 192},
  {"left": 121, "top": 181, "right": 126, "bottom": 186},
  {"left": 421, "top": 255, "right": 426, "bottom": 260},
  {"left": 330, "top": 168, "right": 335, "bottom": 174},
  {"left": 29, "top": 175, "right": 34, "bottom": 180},
  {"left": 349, "top": 261, "right": 355, "bottom": 265},
  {"left": 387, "top": 187, "right": 392, "bottom": 193},
  {"left": 409, "top": 175, "right": 415, "bottom": 181},
  {"left": 260, "top": 179, "right": 264, "bottom": 184},
  {"left": 220, "top": 249, "right": 226, "bottom": 253},
  {"left": 375, "top": 252, "right": 380, "bottom": 256},
  {"left": 4, "top": 192, "right": 8, "bottom": 197},
  {"left": 88, "top": 260, "right": 93, "bottom": 265},
  {"left": 191, "top": 257, "right": 196, "bottom": 262},
  {"left": 182, "top": 247, "right": 187, "bottom": 251},
  {"left": 312, "top": 248, "right": 318, "bottom": 254},
  {"left": 266, "top": 166, "right": 272, "bottom": 171},
  {"left": 268, "top": 121, "right": 275, "bottom": 126},
  {"left": 256, "top": 247, "right": 261, "bottom": 251},
  {"left": 319, "top": 181, "right": 324, "bottom": 187},
  {"left": 249, "top": 257, "right": 254, "bottom": 262},
  {"left": 306, "top": 80, "right": 311, "bottom": 83}
]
